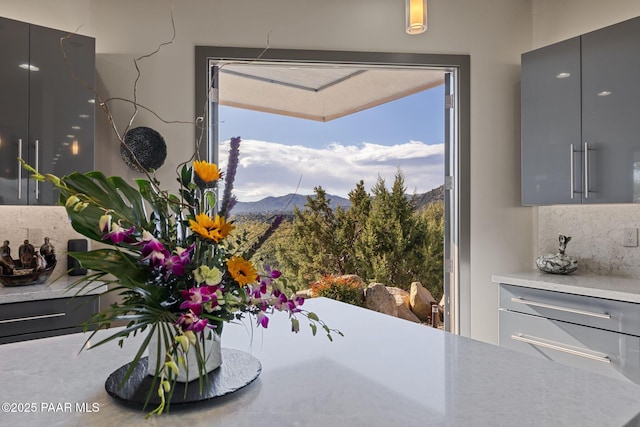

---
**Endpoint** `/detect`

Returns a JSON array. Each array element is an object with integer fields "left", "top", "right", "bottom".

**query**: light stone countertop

[
  {"left": 0, "top": 275, "right": 106, "bottom": 304},
  {"left": 0, "top": 297, "right": 639, "bottom": 427},
  {"left": 492, "top": 271, "right": 640, "bottom": 303}
]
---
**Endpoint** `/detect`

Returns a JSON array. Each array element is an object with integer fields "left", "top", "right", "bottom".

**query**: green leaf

[
  {"left": 307, "top": 312, "right": 319, "bottom": 321},
  {"left": 70, "top": 249, "right": 150, "bottom": 285},
  {"left": 291, "top": 317, "right": 300, "bottom": 333},
  {"left": 179, "top": 164, "right": 192, "bottom": 187},
  {"left": 204, "top": 190, "right": 217, "bottom": 212},
  {"left": 56, "top": 171, "right": 154, "bottom": 240},
  {"left": 309, "top": 323, "right": 317, "bottom": 336}
]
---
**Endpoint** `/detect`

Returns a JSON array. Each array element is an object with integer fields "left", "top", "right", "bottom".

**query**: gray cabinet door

[
  {"left": 28, "top": 24, "right": 95, "bottom": 205},
  {"left": 581, "top": 17, "right": 640, "bottom": 203},
  {"left": 521, "top": 37, "right": 582, "bottom": 205},
  {"left": 0, "top": 18, "right": 29, "bottom": 205},
  {"left": 0, "top": 18, "right": 95, "bottom": 206}
]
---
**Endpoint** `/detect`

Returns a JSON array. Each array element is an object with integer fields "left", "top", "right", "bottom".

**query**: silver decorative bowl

[{"left": 536, "top": 253, "right": 578, "bottom": 275}]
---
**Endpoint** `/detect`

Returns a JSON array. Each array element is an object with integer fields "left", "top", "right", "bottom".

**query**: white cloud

[{"left": 219, "top": 139, "right": 444, "bottom": 202}]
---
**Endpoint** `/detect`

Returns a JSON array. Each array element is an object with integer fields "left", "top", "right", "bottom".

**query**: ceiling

[{"left": 216, "top": 63, "right": 445, "bottom": 122}]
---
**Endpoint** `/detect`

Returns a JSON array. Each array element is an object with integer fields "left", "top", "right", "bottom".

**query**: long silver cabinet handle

[
  {"left": 34, "top": 139, "right": 39, "bottom": 200},
  {"left": 510, "top": 297, "right": 611, "bottom": 319},
  {"left": 569, "top": 144, "right": 574, "bottom": 199},
  {"left": 584, "top": 141, "right": 589, "bottom": 199},
  {"left": 17, "top": 138, "right": 23, "bottom": 200},
  {"left": 511, "top": 333, "right": 610, "bottom": 363},
  {"left": 0, "top": 312, "right": 66, "bottom": 324}
]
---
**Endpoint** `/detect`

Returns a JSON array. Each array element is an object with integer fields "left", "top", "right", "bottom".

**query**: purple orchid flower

[
  {"left": 164, "top": 244, "right": 195, "bottom": 277},
  {"left": 138, "top": 231, "right": 169, "bottom": 268},
  {"left": 264, "top": 264, "right": 281, "bottom": 279},
  {"left": 99, "top": 214, "right": 135, "bottom": 244},
  {"left": 180, "top": 286, "right": 218, "bottom": 315},
  {"left": 176, "top": 311, "right": 210, "bottom": 333},
  {"left": 180, "top": 286, "right": 214, "bottom": 315},
  {"left": 256, "top": 311, "right": 269, "bottom": 328},
  {"left": 286, "top": 297, "right": 304, "bottom": 312}
]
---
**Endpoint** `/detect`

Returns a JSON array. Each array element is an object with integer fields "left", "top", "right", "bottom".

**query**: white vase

[{"left": 147, "top": 323, "right": 222, "bottom": 383}]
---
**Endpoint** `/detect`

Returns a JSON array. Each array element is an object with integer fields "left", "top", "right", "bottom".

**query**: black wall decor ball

[{"left": 121, "top": 126, "right": 167, "bottom": 172}]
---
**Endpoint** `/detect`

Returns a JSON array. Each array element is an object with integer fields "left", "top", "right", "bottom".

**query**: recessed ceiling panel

[{"left": 217, "top": 63, "right": 444, "bottom": 122}]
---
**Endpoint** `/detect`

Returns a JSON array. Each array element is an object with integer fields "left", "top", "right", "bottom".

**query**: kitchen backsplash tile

[
  {"left": 0, "top": 206, "right": 87, "bottom": 279},
  {"left": 538, "top": 205, "right": 640, "bottom": 278}
]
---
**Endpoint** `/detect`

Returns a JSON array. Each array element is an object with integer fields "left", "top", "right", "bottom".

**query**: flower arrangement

[{"left": 20, "top": 136, "right": 340, "bottom": 417}]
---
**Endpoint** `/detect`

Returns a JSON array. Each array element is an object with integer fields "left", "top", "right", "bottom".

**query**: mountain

[
  {"left": 233, "top": 193, "right": 351, "bottom": 215},
  {"left": 413, "top": 184, "right": 444, "bottom": 209},
  {"left": 232, "top": 185, "right": 444, "bottom": 215}
]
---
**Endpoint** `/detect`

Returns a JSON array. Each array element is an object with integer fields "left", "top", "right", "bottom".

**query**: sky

[{"left": 217, "top": 84, "right": 445, "bottom": 202}]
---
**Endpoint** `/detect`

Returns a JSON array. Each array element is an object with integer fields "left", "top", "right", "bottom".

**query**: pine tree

[
  {"left": 271, "top": 172, "right": 445, "bottom": 300},
  {"left": 279, "top": 187, "right": 350, "bottom": 283},
  {"left": 355, "top": 171, "right": 428, "bottom": 289},
  {"left": 418, "top": 200, "right": 444, "bottom": 299}
]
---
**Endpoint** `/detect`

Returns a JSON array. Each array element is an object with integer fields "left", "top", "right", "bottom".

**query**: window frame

[{"left": 194, "top": 46, "right": 470, "bottom": 334}]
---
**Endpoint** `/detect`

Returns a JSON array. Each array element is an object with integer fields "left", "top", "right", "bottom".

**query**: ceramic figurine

[
  {"left": 0, "top": 240, "right": 15, "bottom": 274},
  {"left": 34, "top": 252, "right": 47, "bottom": 271},
  {"left": 536, "top": 234, "right": 578, "bottom": 274},
  {"left": 40, "top": 237, "right": 56, "bottom": 266},
  {"left": 18, "top": 239, "right": 36, "bottom": 268}
]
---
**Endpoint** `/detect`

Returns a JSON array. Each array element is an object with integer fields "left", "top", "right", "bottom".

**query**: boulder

[
  {"left": 409, "top": 282, "right": 437, "bottom": 321},
  {"left": 386, "top": 286, "right": 419, "bottom": 322},
  {"left": 386, "top": 287, "right": 410, "bottom": 308},
  {"left": 295, "top": 288, "right": 314, "bottom": 299},
  {"left": 364, "top": 283, "right": 397, "bottom": 317},
  {"left": 397, "top": 303, "right": 421, "bottom": 323}
]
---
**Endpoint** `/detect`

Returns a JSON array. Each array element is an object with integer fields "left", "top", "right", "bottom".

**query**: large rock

[
  {"left": 387, "top": 287, "right": 420, "bottom": 323},
  {"left": 397, "top": 303, "right": 421, "bottom": 323},
  {"left": 410, "top": 282, "right": 437, "bottom": 321},
  {"left": 386, "top": 287, "right": 410, "bottom": 308},
  {"left": 295, "top": 288, "right": 314, "bottom": 299},
  {"left": 364, "top": 283, "right": 397, "bottom": 317}
]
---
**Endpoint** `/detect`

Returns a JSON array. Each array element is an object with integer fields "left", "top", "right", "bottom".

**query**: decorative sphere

[{"left": 121, "top": 127, "right": 167, "bottom": 172}]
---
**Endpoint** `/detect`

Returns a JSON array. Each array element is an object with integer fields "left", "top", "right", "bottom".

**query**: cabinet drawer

[
  {"left": 500, "top": 310, "right": 640, "bottom": 384},
  {"left": 500, "top": 284, "right": 640, "bottom": 336},
  {"left": 0, "top": 296, "right": 98, "bottom": 341}
]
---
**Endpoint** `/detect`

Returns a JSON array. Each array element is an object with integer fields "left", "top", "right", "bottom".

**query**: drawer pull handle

[
  {"left": 511, "top": 333, "right": 611, "bottom": 363},
  {"left": 511, "top": 297, "right": 611, "bottom": 319},
  {"left": 0, "top": 312, "right": 66, "bottom": 324}
]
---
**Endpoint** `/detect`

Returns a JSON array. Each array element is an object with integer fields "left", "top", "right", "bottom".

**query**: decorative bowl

[
  {"left": 0, "top": 262, "right": 56, "bottom": 287},
  {"left": 535, "top": 253, "right": 578, "bottom": 275}
]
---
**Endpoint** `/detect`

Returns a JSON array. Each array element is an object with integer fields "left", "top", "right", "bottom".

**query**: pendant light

[{"left": 406, "top": 0, "right": 427, "bottom": 35}]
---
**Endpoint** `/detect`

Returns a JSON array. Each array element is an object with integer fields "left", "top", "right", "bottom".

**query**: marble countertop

[
  {"left": 1, "top": 297, "right": 639, "bottom": 427},
  {"left": 0, "top": 275, "right": 106, "bottom": 304},
  {"left": 492, "top": 271, "right": 640, "bottom": 303}
]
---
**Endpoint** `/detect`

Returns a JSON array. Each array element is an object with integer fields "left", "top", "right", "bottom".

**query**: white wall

[
  {"left": 531, "top": 1, "right": 640, "bottom": 279},
  {"left": 0, "top": 0, "right": 535, "bottom": 344},
  {"left": 532, "top": 0, "right": 640, "bottom": 48}
]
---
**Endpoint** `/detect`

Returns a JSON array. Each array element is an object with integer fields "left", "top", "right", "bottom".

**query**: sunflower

[
  {"left": 226, "top": 256, "right": 258, "bottom": 286},
  {"left": 193, "top": 160, "right": 221, "bottom": 188},
  {"left": 189, "top": 213, "right": 234, "bottom": 242}
]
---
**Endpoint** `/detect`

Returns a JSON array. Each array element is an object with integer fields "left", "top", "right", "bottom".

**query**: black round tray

[{"left": 105, "top": 348, "right": 261, "bottom": 409}]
